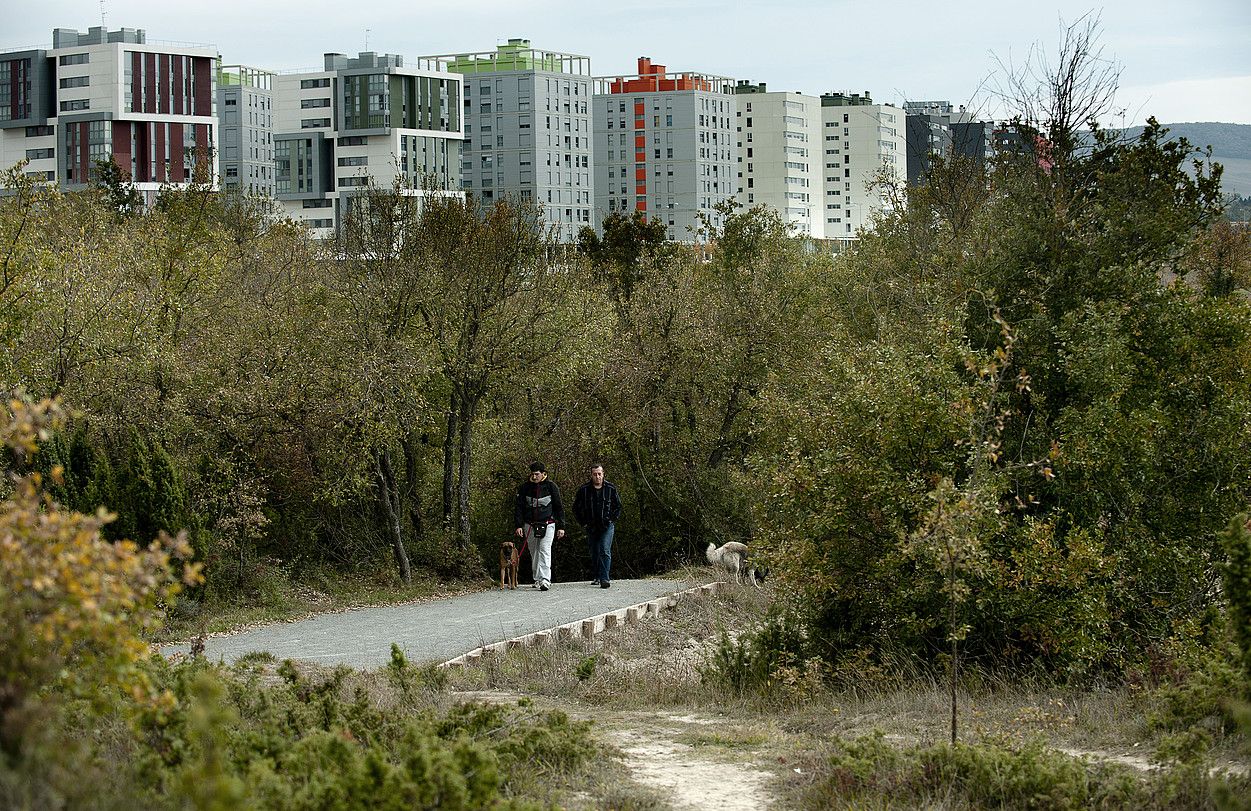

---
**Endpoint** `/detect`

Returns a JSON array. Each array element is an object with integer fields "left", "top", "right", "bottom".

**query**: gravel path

[{"left": 162, "top": 578, "right": 688, "bottom": 669}]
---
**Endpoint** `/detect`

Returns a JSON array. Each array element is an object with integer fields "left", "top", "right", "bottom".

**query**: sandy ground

[{"left": 605, "top": 717, "right": 775, "bottom": 811}]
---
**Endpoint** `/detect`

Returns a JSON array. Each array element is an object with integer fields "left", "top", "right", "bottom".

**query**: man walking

[
  {"left": 514, "top": 461, "right": 564, "bottom": 591},
  {"left": 574, "top": 462, "right": 622, "bottom": 589}
]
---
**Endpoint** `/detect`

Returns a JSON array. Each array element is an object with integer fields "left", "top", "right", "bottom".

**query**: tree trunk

[
  {"left": 375, "top": 449, "right": 411, "bottom": 584},
  {"left": 401, "top": 433, "right": 425, "bottom": 547},
  {"left": 456, "top": 392, "right": 478, "bottom": 551},
  {"left": 441, "top": 390, "right": 458, "bottom": 529}
]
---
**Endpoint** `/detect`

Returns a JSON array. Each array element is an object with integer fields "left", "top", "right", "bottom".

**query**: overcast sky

[{"left": 7, "top": 0, "right": 1249, "bottom": 125}]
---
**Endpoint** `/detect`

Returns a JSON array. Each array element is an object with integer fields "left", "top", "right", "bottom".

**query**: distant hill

[{"left": 1119, "top": 122, "right": 1251, "bottom": 197}]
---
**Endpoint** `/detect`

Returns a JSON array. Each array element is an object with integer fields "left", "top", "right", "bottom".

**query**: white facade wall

[
  {"left": 734, "top": 88, "right": 823, "bottom": 239},
  {"left": 819, "top": 100, "right": 905, "bottom": 239}
]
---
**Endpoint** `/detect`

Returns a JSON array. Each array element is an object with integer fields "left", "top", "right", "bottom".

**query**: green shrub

[
  {"left": 804, "top": 732, "right": 1248, "bottom": 810},
  {"left": 702, "top": 609, "right": 815, "bottom": 695}
]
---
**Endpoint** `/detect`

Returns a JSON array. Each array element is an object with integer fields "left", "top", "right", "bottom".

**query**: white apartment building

[
  {"left": 1, "top": 26, "right": 218, "bottom": 201},
  {"left": 593, "top": 57, "right": 736, "bottom": 241},
  {"left": 819, "top": 92, "right": 905, "bottom": 240},
  {"left": 272, "top": 51, "right": 463, "bottom": 236},
  {"left": 733, "top": 81, "right": 824, "bottom": 239}
]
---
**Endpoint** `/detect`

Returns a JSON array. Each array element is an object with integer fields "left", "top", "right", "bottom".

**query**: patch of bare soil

[{"left": 603, "top": 719, "right": 774, "bottom": 811}]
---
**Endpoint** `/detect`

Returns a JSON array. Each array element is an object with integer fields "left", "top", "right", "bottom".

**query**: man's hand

[
  {"left": 557, "top": 529, "right": 565, "bottom": 540},
  {"left": 515, "top": 527, "right": 524, "bottom": 537}
]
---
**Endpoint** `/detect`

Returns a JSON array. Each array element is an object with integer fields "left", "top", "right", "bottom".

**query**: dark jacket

[
  {"left": 514, "top": 478, "right": 564, "bottom": 531},
  {"left": 573, "top": 481, "right": 622, "bottom": 529}
]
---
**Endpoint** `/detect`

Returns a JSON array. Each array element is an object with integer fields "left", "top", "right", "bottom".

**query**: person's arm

[
  {"left": 514, "top": 484, "right": 525, "bottom": 529},
  {"left": 608, "top": 484, "right": 623, "bottom": 522}
]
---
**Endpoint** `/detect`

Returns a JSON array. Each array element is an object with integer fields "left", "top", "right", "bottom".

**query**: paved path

[{"left": 162, "top": 578, "right": 691, "bottom": 669}]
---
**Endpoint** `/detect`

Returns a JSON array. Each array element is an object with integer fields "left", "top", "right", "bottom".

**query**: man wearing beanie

[{"left": 514, "top": 461, "right": 565, "bottom": 591}]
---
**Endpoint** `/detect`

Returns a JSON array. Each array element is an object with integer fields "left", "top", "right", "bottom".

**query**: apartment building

[
  {"left": 593, "top": 57, "right": 736, "bottom": 241},
  {"left": 0, "top": 26, "right": 218, "bottom": 199},
  {"left": 428, "top": 39, "right": 592, "bottom": 242},
  {"left": 819, "top": 92, "right": 905, "bottom": 239},
  {"left": 272, "top": 51, "right": 463, "bottom": 235},
  {"left": 904, "top": 100, "right": 994, "bottom": 185},
  {"left": 218, "top": 65, "right": 274, "bottom": 196},
  {"left": 733, "top": 81, "right": 823, "bottom": 238}
]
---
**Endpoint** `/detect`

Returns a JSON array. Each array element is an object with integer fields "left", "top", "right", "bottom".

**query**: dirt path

[
  {"left": 453, "top": 691, "right": 777, "bottom": 809},
  {"left": 603, "top": 715, "right": 775, "bottom": 810}
]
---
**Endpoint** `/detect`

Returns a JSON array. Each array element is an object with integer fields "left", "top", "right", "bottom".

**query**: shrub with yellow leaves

[{"left": 0, "top": 390, "right": 201, "bottom": 755}]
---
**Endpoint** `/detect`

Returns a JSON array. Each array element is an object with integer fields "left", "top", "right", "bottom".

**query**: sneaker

[
  {"left": 540, "top": 582, "right": 549, "bottom": 591},
  {"left": 531, "top": 583, "right": 538, "bottom": 589},
  {"left": 600, "top": 581, "right": 611, "bottom": 589},
  {"left": 590, "top": 579, "right": 600, "bottom": 586}
]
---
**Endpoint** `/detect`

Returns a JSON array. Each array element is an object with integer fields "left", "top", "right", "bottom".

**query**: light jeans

[{"left": 527, "top": 522, "right": 556, "bottom": 587}]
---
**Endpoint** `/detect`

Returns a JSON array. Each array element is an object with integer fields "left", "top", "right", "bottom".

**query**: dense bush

[{"left": 803, "top": 732, "right": 1248, "bottom": 810}]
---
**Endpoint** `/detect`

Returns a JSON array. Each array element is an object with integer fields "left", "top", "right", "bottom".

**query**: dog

[
  {"left": 500, "top": 541, "right": 520, "bottom": 590},
  {"left": 705, "top": 541, "right": 762, "bottom": 587}
]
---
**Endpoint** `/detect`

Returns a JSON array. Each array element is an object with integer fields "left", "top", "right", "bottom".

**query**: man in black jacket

[
  {"left": 573, "top": 462, "right": 622, "bottom": 589},
  {"left": 514, "top": 461, "right": 565, "bottom": 591}
]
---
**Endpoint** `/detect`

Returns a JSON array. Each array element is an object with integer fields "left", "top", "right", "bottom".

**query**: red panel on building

[
  {"left": 194, "top": 123, "right": 211, "bottom": 177},
  {"left": 193, "top": 58, "right": 212, "bottom": 116},
  {"left": 111, "top": 121, "right": 132, "bottom": 178},
  {"left": 159, "top": 53, "right": 169, "bottom": 114},
  {"left": 634, "top": 167, "right": 647, "bottom": 181},
  {"left": 130, "top": 52, "right": 142, "bottom": 113},
  {"left": 76, "top": 122, "right": 91, "bottom": 183},
  {"left": 144, "top": 52, "right": 157, "bottom": 113},
  {"left": 172, "top": 56, "right": 183, "bottom": 115},
  {"left": 634, "top": 135, "right": 645, "bottom": 149}
]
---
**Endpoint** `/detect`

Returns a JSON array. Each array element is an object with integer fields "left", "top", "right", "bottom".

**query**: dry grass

[{"left": 439, "top": 575, "right": 1250, "bottom": 809}]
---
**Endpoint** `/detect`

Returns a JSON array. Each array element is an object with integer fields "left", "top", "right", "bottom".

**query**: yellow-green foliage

[{"left": 0, "top": 392, "right": 200, "bottom": 727}]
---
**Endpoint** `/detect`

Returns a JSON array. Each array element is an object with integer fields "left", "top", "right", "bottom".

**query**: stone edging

[{"left": 437, "top": 581, "right": 725, "bottom": 669}]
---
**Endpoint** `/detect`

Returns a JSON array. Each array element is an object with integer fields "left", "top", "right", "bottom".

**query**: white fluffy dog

[{"left": 705, "top": 541, "right": 759, "bottom": 586}]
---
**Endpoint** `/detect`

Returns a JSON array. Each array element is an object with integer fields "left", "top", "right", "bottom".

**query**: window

[
  {"left": 58, "top": 53, "right": 89, "bottom": 66},
  {"left": 300, "top": 78, "right": 330, "bottom": 89},
  {"left": 59, "top": 99, "right": 89, "bottom": 111},
  {"left": 59, "top": 76, "right": 89, "bottom": 88},
  {"left": 338, "top": 136, "right": 367, "bottom": 146},
  {"left": 301, "top": 98, "right": 331, "bottom": 108},
  {"left": 302, "top": 198, "right": 332, "bottom": 209},
  {"left": 338, "top": 156, "right": 368, "bottom": 166},
  {"left": 25, "top": 125, "right": 53, "bottom": 137},
  {"left": 25, "top": 148, "right": 54, "bottom": 160},
  {"left": 301, "top": 118, "right": 330, "bottom": 128}
]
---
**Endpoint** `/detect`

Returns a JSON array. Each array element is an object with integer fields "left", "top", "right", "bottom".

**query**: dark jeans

[{"left": 586, "top": 522, "right": 615, "bottom": 583}]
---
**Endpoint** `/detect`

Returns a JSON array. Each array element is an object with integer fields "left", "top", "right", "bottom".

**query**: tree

[{"left": 92, "top": 157, "right": 142, "bottom": 219}]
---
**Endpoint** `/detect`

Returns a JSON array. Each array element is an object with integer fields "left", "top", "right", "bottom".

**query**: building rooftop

[
  {"left": 596, "top": 57, "right": 733, "bottom": 95},
  {"left": 821, "top": 91, "right": 874, "bottom": 107},
  {"left": 431, "top": 38, "right": 591, "bottom": 76}
]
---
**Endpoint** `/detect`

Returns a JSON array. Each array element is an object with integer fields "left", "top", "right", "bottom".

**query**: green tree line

[{"left": 3, "top": 29, "right": 1251, "bottom": 685}]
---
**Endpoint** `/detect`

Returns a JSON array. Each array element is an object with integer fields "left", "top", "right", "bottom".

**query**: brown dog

[{"left": 500, "top": 540, "right": 520, "bottom": 590}]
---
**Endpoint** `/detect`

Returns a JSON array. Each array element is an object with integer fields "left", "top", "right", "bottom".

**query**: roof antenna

[
  {"left": 365, "top": 28, "right": 371, "bottom": 52},
  {"left": 100, "top": 0, "right": 107, "bottom": 28}
]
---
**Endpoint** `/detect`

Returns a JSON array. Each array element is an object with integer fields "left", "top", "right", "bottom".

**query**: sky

[{"left": 5, "top": 0, "right": 1249, "bottom": 126}]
